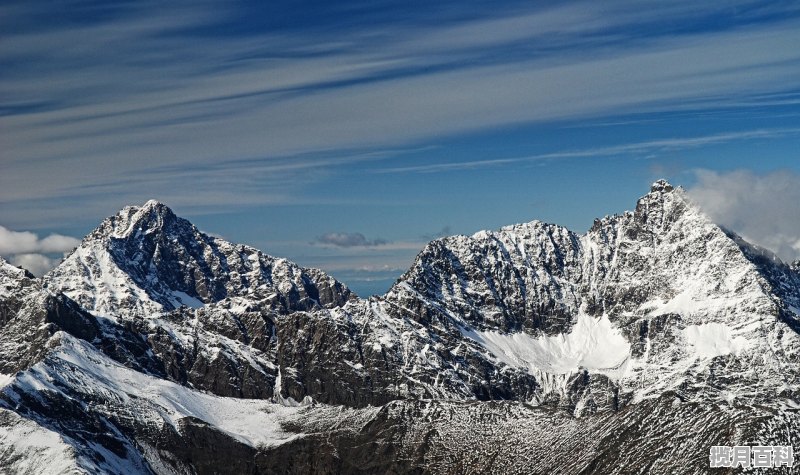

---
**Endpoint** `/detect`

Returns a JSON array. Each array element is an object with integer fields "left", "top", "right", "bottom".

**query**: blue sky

[{"left": 1, "top": 0, "right": 800, "bottom": 295}]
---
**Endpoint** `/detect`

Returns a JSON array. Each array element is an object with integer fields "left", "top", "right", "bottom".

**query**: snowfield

[
  {"left": 462, "top": 313, "right": 630, "bottom": 375},
  {"left": 683, "top": 322, "right": 753, "bottom": 359},
  {"left": 7, "top": 333, "right": 302, "bottom": 449},
  {"left": 0, "top": 409, "right": 79, "bottom": 475}
]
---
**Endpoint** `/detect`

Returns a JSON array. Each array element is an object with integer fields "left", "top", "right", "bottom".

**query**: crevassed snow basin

[{"left": 461, "top": 314, "right": 630, "bottom": 375}]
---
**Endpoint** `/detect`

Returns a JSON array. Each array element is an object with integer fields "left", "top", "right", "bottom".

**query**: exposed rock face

[
  {"left": 273, "top": 298, "right": 542, "bottom": 408},
  {"left": 0, "top": 257, "right": 39, "bottom": 328},
  {"left": 394, "top": 221, "right": 583, "bottom": 334},
  {"left": 0, "top": 291, "right": 99, "bottom": 375},
  {"left": 254, "top": 396, "right": 800, "bottom": 474},
  {"left": 142, "top": 304, "right": 279, "bottom": 399},
  {"left": 1, "top": 182, "right": 800, "bottom": 474}
]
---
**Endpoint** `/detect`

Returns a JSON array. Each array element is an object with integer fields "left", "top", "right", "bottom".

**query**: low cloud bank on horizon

[
  {"left": 0, "top": 226, "right": 80, "bottom": 276},
  {"left": 315, "top": 232, "right": 388, "bottom": 248}
]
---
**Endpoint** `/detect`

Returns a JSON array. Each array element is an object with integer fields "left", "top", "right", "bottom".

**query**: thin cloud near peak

[
  {"left": 314, "top": 232, "right": 389, "bottom": 248},
  {"left": 688, "top": 169, "right": 800, "bottom": 263}
]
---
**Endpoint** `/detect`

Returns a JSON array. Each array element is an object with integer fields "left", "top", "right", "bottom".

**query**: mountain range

[{"left": 1, "top": 180, "right": 799, "bottom": 474}]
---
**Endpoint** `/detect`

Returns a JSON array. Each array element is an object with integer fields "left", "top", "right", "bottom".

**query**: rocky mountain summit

[
  {"left": 44, "top": 199, "right": 352, "bottom": 319},
  {"left": 1, "top": 181, "right": 799, "bottom": 474}
]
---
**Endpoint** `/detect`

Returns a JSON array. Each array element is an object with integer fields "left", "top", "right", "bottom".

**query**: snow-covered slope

[
  {"left": 0, "top": 331, "right": 377, "bottom": 474},
  {"left": 0, "top": 257, "right": 37, "bottom": 301},
  {"left": 0, "top": 408, "right": 80, "bottom": 475}
]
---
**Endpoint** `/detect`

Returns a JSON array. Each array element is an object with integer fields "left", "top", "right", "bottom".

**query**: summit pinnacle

[{"left": 649, "top": 179, "right": 674, "bottom": 193}]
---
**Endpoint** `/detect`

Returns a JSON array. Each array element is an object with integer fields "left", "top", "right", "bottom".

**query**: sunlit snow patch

[
  {"left": 0, "top": 409, "right": 79, "bottom": 475},
  {"left": 683, "top": 322, "right": 751, "bottom": 359},
  {"left": 461, "top": 314, "right": 630, "bottom": 376},
  {"left": 170, "top": 290, "right": 204, "bottom": 309}
]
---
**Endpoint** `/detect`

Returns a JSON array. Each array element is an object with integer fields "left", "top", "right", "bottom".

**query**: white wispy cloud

[
  {"left": 311, "top": 235, "right": 425, "bottom": 251},
  {"left": 0, "top": 225, "right": 80, "bottom": 276},
  {"left": 688, "top": 169, "right": 800, "bottom": 263},
  {"left": 9, "top": 253, "right": 58, "bottom": 277},
  {"left": 0, "top": 225, "right": 80, "bottom": 255},
  {"left": 377, "top": 128, "right": 800, "bottom": 174},
  {"left": 421, "top": 226, "right": 453, "bottom": 240},
  {"left": 2, "top": 0, "right": 800, "bottom": 227}
]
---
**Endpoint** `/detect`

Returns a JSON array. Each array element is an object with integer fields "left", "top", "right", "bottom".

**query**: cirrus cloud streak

[{"left": 3, "top": 0, "right": 800, "bottom": 229}]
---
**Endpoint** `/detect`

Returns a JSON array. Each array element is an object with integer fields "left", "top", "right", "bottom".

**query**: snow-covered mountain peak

[
  {"left": 375, "top": 180, "right": 800, "bottom": 407},
  {"left": 641, "top": 180, "right": 692, "bottom": 217},
  {"left": 44, "top": 201, "right": 352, "bottom": 319},
  {"left": 96, "top": 199, "right": 181, "bottom": 240}
]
